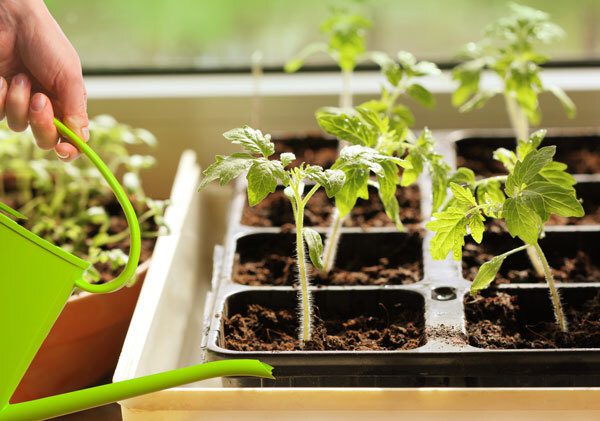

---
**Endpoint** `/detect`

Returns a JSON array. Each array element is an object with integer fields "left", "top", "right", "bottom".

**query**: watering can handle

[{"left": 53, "top": 119, "right": 141, "bottom": 294}]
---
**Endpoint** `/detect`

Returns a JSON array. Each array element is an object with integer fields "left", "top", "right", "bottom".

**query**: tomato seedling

[
  {"left": 363, "top": 50, "right": 440, "bottom": 134},
  {"left": 316, "top": 104, "right": 449, "bottom": 273},
  {"left": 427, "top": 130, "right": 584, "bottom": 332},
  {"left": 199, "top": 126, "right": 345, "bottom": 345},
  {"left": 285, "top": 7, "right": 372, "bottom": 108},
  {"left": 452, "top": 3, "right": 575, "bottom": 141}
]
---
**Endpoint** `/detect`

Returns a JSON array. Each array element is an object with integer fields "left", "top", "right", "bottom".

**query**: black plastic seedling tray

[
  {"left": 204, "top": 129, "right": 600, "bottom": 388},
  {"left": 450, "top": 128, "right": 600, "bottom": 177}
]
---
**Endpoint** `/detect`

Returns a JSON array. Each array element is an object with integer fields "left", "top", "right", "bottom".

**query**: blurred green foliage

[{"left": 45, "top": 0, "right": 599, "bottom": 70}]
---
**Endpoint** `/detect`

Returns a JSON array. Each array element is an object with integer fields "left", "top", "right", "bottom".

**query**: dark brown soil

[
  {"left": 223, "top": 303, "right": 424, "bottom": 351},
  {"left": 234, "top": 232, "right": 423, "bottom": 286},
  {"left": 462, "top": 238, "right": 600, "bottom": 285},
  {"left": 465, "top": 290, "right": 600, "bottom": 349},
  {"left": 456, "top": 136, "right": 600, "bottom": 176},
  {"left": 241, "top": 185, "right": 422, "bottom": 228},
  {"left": 273, "top": 135, "right": 338, "bottom": 169}
]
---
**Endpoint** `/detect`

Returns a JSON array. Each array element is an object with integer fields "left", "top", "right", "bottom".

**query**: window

[{"left": 47, "top": 0, "right": 600, "bottom": 72}]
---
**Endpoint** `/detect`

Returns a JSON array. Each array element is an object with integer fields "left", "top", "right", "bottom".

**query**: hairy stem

[
  {"left": 533, "top": 242, "right": 568, "bottom": 332},
  {"left": 321, "top": 207, "right": 345, "bottom": 274},
  {"left": 505, "top": 95, "right": 529, "bottom": 142},
  {"left": 526, "top": 245, "right": 546, "bottom": 278},
  {"left": 292, "top": 189, "right": 313, "bottom": 345}
]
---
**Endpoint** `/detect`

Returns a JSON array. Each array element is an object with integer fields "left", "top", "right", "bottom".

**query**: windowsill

[{"left": 84, "top": 68, "right": 600, "bottom": 99}]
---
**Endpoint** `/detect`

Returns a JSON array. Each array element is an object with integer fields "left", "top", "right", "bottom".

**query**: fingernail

[
  {"left": 31, "top": 94, "right": 46, "bottom": 112},
  {"left": 13, "top": 74, "right": 27, "bottom": 87},
  {"left": 82, "top": 127, "right": 90, "bottom": 141},
  {"left": 56, "top": 150, "right": 69, "bottom": 159}
]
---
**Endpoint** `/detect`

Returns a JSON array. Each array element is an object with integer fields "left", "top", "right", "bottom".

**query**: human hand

[{"left": 0, "top": 0, "right": 88, "bottom": 161}]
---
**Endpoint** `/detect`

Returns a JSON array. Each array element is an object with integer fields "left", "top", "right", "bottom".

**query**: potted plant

[{"left": 1, "top": 116, "right": 168, "bottom": 402}]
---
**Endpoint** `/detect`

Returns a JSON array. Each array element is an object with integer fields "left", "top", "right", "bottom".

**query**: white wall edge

[{"left": 85, "top": 68, "right": 600, "bottom": 99}]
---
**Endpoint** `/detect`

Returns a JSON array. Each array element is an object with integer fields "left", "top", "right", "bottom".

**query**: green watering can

[{"left": 0, "top": 120, "right": 273, "bottom": 421}]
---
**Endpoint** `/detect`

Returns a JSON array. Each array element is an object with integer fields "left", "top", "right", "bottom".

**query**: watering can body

[
  {"left": 0, "top": 212, "right": 91, "bottom": 409},
  {"left": 0, "top": 121, "right": 272, "bottom": 421}
]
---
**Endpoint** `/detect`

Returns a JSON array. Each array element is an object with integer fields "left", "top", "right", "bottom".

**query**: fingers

[
  {"left": 29, "top": 91, "right": 80, "bottom": 162},
  {"left": 1, "top": 73, "right": 82, "bottom": 162},
  {"left": 52, "top": 68, "right": 88, "bottom": 161},
  {"left": 5, "top": 73, "right": 31, "bottom": 132},
  {"left": 29, "top": 93, "right": 58, "bottom": 150},
  {"left": 0, "top": 77, "right": 7, "bottom": 120},
  {"left": 57, "top": 68, "right": 89, "bottom": 143}
]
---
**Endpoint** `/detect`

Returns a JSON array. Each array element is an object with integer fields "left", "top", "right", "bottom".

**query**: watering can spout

[{"left": 0, "top": 360, "right": 274, "bottom": 421}]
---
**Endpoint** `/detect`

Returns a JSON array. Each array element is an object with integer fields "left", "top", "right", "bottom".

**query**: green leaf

[
  {"left": 413, "top": 60, "right": 441, "bottom": 77},
  {"left": 284, "top": 58, "right": 304, "bottom": 73},
  {"left": 246, "top": 159, "right": 283, "bottom": 206},
  {"left": 359, "top": 98, "right": 388, "bottom": 113},
  {"left": 371, "top": 52, "right": 403, "bottom": 86},
  {"left": 400, "top": 151, "right": 423, "bottom": 187},
  {"left": 284, "top": 42, "right": 329, "bottom": 73},
  {"left": 458, "top": 90, "right": 497, "bottom": 113},
  {"left": 356, "top": 106, "right": 390, "bottom": 134},
  {"left": 198, "top": 153, "right": 253, "bottom": 190},
  {"left": 280, "top": 152, "right": 296, "bottom": 167},
  {"left": 316, "top": 108, "right": 376, "bottom": 147},
  {"left": 547, "top": 85, "right": 576, "bottom": 119},
  {"left": 303, "top": 227, "right": 324, "bottom": 270},
  {"left": 450, "top": 182, "right": 477, "bottom": 207},
  {"left": 377, "top": 160, "right": 403, "bottom": 230},
  {"left": 304, "top": 166, "right": 346, "bottom": 197},
  {"left": 452, "top": 67, "right": 481, "bottom": 107},
  {"left": 516, "top": 129, "right": 546, "bottom": 160},
  {"left": 493, "top": 148, "right": 517, "bottom": 172},
  {"left": 503, "top": 196, "right": 542, "bottom": 244},
  {"left": 470, "top": 255, "right": 506, "bottom": 296},
  {"left": 223, "top": 126, "right": 274, "bottom": 157},
  {"left": 476, "top": 179, "right": 505, "bottom": 217},
  {"left": 449, "top": 167, "right": 476, "bottom": 189},
  {"left": 468, "top": 213, "right": 485, "bottom": 243},
  {"left": 426, "top": 207, "right": 468, "bottom": 261},
  {"left": 334, "top": 165, "right": 369, "bottom": 217},
  {"left": 407, "top": 83, "right": 435, "bottom": 108},
  {"left": 539, "top": 161, "right": 576, "bottom": 186},
  {"left": 321, "top": 12, "right": 371, "bottom": 72},
  {"left": 430, "top": 160, "right": 451, "bottom": 212},
  {"left": 528, "top": 181, "right": 584, "bottom": 218},
  {"left": 505, "top": 146, "right": 555, "bottom": 196}
]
